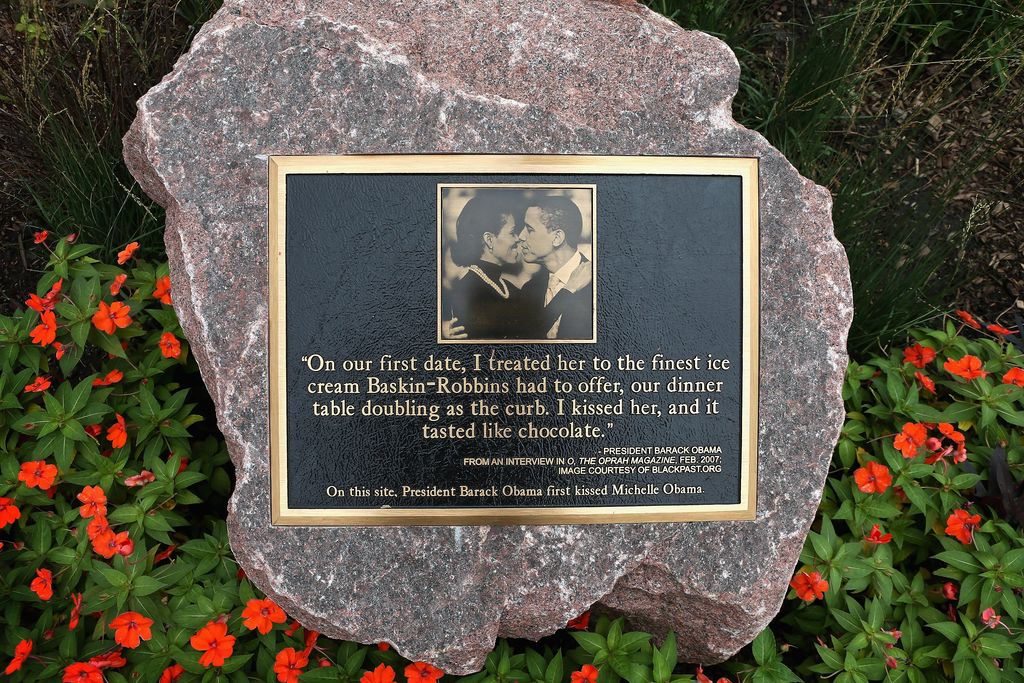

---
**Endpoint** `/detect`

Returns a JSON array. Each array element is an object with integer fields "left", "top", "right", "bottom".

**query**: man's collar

[{"left": 549, "top": 249, "right": 582, "bottom": 285}]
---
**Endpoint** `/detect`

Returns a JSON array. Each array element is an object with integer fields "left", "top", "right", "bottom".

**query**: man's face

[
  {"left": 489, "top": 214, "right": 521, "bottom": 266},
  {"left": 517, "top": 206, "right": 558, "bottom": 264}
]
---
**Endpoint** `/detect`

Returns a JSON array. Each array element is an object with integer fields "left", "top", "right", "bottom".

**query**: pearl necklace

[{"left": 467, "top": 265, "right": 510, "bottom": 299}]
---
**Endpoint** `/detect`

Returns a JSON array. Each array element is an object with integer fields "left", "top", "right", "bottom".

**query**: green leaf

[
  {"left": 936, "top": 551, "right": 984, "bottom": 574},
  {"left": 752, "top": 629, "right": 776, "bottom": 666},
  {"left": 571, "top": 632, "right": 607, "bottom": 656}
]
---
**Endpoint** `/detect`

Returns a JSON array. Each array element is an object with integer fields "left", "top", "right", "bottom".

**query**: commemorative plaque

[{"left": 270, "top": 155, "right": 759, "bottom": 525}]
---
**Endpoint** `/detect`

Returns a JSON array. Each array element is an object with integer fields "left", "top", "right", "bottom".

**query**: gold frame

[
  {"left": 269, "top": 155, "right": 759, "bottom": 525},
  {"left": 437, "top": 183, "right": 598, "bottom": 344}
]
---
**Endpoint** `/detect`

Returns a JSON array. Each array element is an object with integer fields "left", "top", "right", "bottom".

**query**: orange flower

[
  {"left": 1003, "top": 368, "right": 1024, "bottom": 387},
  {"left": 92, "top": 369, "right": 123, "bottom": 387},
  {"left": 92, "top": 529, "right": 133, "bottom": 559},
  {"left": 31, "top": 567, "right": 53, "bottom": 601},
  {"left": 88, "top": 650, "right": 126, "bottom": 670},
  {"left": 893, "top": 422, "right": 928, "bottom": 458},
  {"left": 946, "top": 509, "right": 981, "bottom": 544},
  {"left": 78, "top": 486, "right": 107, "bottom": 518},
  {"left": 92, "top": 301, "right": 132, "bottom": 335},
  {"left": 914, "top": 371, "right": 935, "bottom": 393},
  {"left": 571, "top": 665, "right": 599, "bottom": 683},
  {"left": 406, "top": 662, "right": 444, "bottom": 683},
  {"left": 902, "top": 343, "right": 936, "bottom": 368},
  {"left": 18, "top": 460, "right": 58, "bottom": 489},
  {"left": 274, "top": 648, "right": 309, "bottom": 683},
  {"left": 155, "top": 545, "right": 176, "bottom": 563},
  {"left": 159, "top": 332, "right": 182, "bottom": 359},
  {"left": 160, "top": 664, "right": 185, "bottom": 683},
  {"left": 69, "top": 592, "right": 83, "bottom": 630},
  {"left": 86, "top": 515, "right": 110, "bottom": 541},
  {"left": 110, "top": 274, "right": 127, "bottom": 296},
  {"left": 116, "top": 242, "right": 140, "bottom": 265},
  {"left": 54, "top": 341, "right": 65, "bottom": 359},
  {"left": 375, "top": 642, "right": 390, "bottom": 651},
  {"left": 191, "top": 621, "right": 235, "bottom": 667},
  {"left": 109, "top": 611, "right": 154, "bottom": 648},
  {"left": 26, "top": 279, "right": 63, "bottom": 313},
  {"left": 955, "top": 310, "right": 981, "bottom": 329},
  {"left": 567, "top": 611, "right": 591, "bottom": 630},
  {"left": 3, "top": 639, "right": 32, "bottom": 675},
  {"left": 361, "top": 663, "right": 396, "bottom": 683},
  {"left": 790, "top": 570, "right": 829, "bottom": 601},
  {"left": 34, "top": 230, "right": 48, "bottom": 244},
  {"left": 30, "top": 310, "right": 58, "bottom": 346},
  {"left": 938, "top": 423, "right": 965, "bottom": 445},
  {"left": 241, "top": 598, "right": 287, "bottom": 634},
  {"left": 63, "top": 662, "right": 103, "bottom": 683},
  {"left": 0, "top": 498, "right": 21, "bottom": 528},
  {"left": 107, "top": 414, "right": 128, "bottom": 449},
  {"left": 24, "top": 376, "right": 52, "bottom": 393},
  {"left": 944, "top": 355, "right": 987, "bottom": 381},
  {"left": 987, "top": 324, "right": 1014, "bottom": 336},
  {"left": 864, "top": 524, "right": 893, "bottom": 544},
  {"left": 153, "top": 275, "right": 173, "bottom": 305},
  {"left": 854, "top": 461, "right": 891, "bottom": 494}
]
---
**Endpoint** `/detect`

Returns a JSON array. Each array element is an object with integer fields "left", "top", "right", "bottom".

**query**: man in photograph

[{"left": 516, "top": 196, "right": 593, "bottom": 340}]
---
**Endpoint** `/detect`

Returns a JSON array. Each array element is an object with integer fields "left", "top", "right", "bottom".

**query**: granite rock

[{"left": 123, "top": 0, "right": 852, "bottom": 673}]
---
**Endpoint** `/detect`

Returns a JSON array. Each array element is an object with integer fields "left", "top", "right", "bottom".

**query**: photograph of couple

[{"left": 438, "top": 186, "right": 596, "bottom": 343}]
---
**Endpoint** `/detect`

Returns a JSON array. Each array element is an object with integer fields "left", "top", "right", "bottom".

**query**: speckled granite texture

[{"left": 123, "top": 0, "right": 852, "bottom": 673}]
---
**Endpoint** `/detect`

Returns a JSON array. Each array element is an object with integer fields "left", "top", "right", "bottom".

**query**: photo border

[
  {"left": 269, "top": 155, "right": 759, "bottom": 526},
  {"left": 437, "top": 183, "right": 598, "bottom": 344}
]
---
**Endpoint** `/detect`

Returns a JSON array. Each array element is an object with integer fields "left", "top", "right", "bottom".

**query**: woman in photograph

[{"left": 446, "top": 192, "right": 524, "bottom": 339}]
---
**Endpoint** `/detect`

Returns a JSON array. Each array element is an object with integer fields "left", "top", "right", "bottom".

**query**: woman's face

[{"left": 488, "top": 214, "right": 521, "bottom": 266}]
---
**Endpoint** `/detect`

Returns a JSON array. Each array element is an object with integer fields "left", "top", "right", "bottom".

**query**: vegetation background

[{"left": 0, "top": 1, "right": 1022, "bottom": 682}]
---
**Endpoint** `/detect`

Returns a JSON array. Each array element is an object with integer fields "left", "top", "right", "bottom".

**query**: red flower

[
  {"left": 406, "top": 662, "right": 444, "bottom": 683},
  {"left": 85, "top": 424, "right": 102, "bottom": 438},
  {"left": 110, "top": 274, "right": 127, "bottom": 296},
  {"left": 18, "top": 460, "right": 58, "bottom": 489},
  {"left": 914, "top": 371, "right": 935, "bottom": 393},
  {"left": 375, "top": 642, "right": 389, "bottom": 651},
  {"left": 361, "top": 663, "right": 396, "bottom": 683},
  {"left": 63, "top": 662, "right": 103, "bottom": 683},
  {"left": 116, "top": 242, "right": 140, "bottom": 265},
  {"left": 854, "top": 461, "right": 892, "bottom": 494},
  {"left": 942, "top": 582, "right": 958, "bottom": 600},
  {"left": 955, "top": 310, "right": 981, "bottom": 329},
  {"left": 92, "top": 529, "right": 133, "bottom": 559},
  {"left": 893, "top": 422, "right": 928, "bottom": 458},
  {"left": 26, "top": 279, "right": 63, "bottom": 314},
  {"left": 124, "top": 470, "right": 156, "bottom": 487},
  {"left": 92, "top": 369, "right": 123, "bottom": 387},
  {"left": 982, "top": 607, "right": 1002, "bottom": 629},
  {"left": 1003, "top": 367, "right": 1024, "bottom": 387},
  {"left": 153, "top": 275, "right": 173, "bottom": 305},
  {"left": 160, "top": 664, "right": 185, "bottom": 683},
  {"left": 571, "top": 665, "right": 599, "bottom": 683},
  {"left": 902, "top": 343, "right": 936, "bottom": 368},
  {"left": 109, "top": 611, "right": 154, "bottom": 648},
  {"left": 86, "top": 516, "right": 110, "bottom": 541},
  {"left": 3, "top": 639, "right": 32, "bottom": 675},
  {"left": 987, "top": 324, "right": 1014, "bottom": 336},
  {"left": 0, "top": 498, "right": 21, "bottom": 528},
  {"left": 864, "top": 524, "right": 892, "bottom": 544},
  {"left": 24, "top": 376, "right": 52, "bottom": 393},
  {"left": 30, "top": 310, "right": 58, "bottom": 346},
  {"left": 31, "top": 567, "right": 53, "bottom": 600},
  {"left": 274, "top": 648, "right": 309, "bottom": 683},
  {"left": 107, "top": 414, "right": 128, "bottom": 449},
  {"left": 155, "top": 545, "right": 176, "bottom": 563},
  {"left": 945, "top": 509, "right": 981, "bottom": 544},
  {"left": 33, "top": 230, "right": 48, "bottom": 244},
  {"left": 92, "top": 301, "right": 132, "bottom": 335},
  {"left": 241, "top": 598, "right": 287, "bottom": 634},
  {"left": 191, "top": 621, "right": 235, "bottom": 667},
  {"left": 88, "top": 650, "right": 126, "bottom": 670},
  {"left": 938, "top": 423, "right": 965, "bottom": 445},
  {"left": 567, "top": 610, "right": 591, "bottom": 630},
  {"left": 695, "top": 666, "right": 712, "bottom": 683},
  {"left": 69, "top": 592, "right": 83, "bottom": 630},
  {"left": 944, "top": 355, "right": 987, "bottom": 381},
  {"left": 54, "top": 341, "right": 65, "bottom": 359},
  {"left": 159, "top": 332, "right": 182, "bottom": 358},
  {"left": 790, "top": 570, "right": 829, "bottom": 601},
  {"left": 77, "top": 485, "right": 107, "bottom": 518}
]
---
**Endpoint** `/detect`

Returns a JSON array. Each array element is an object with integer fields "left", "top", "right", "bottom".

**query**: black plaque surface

[{"left": 270, "top": 155, "right": 758, "bottom": 525}]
